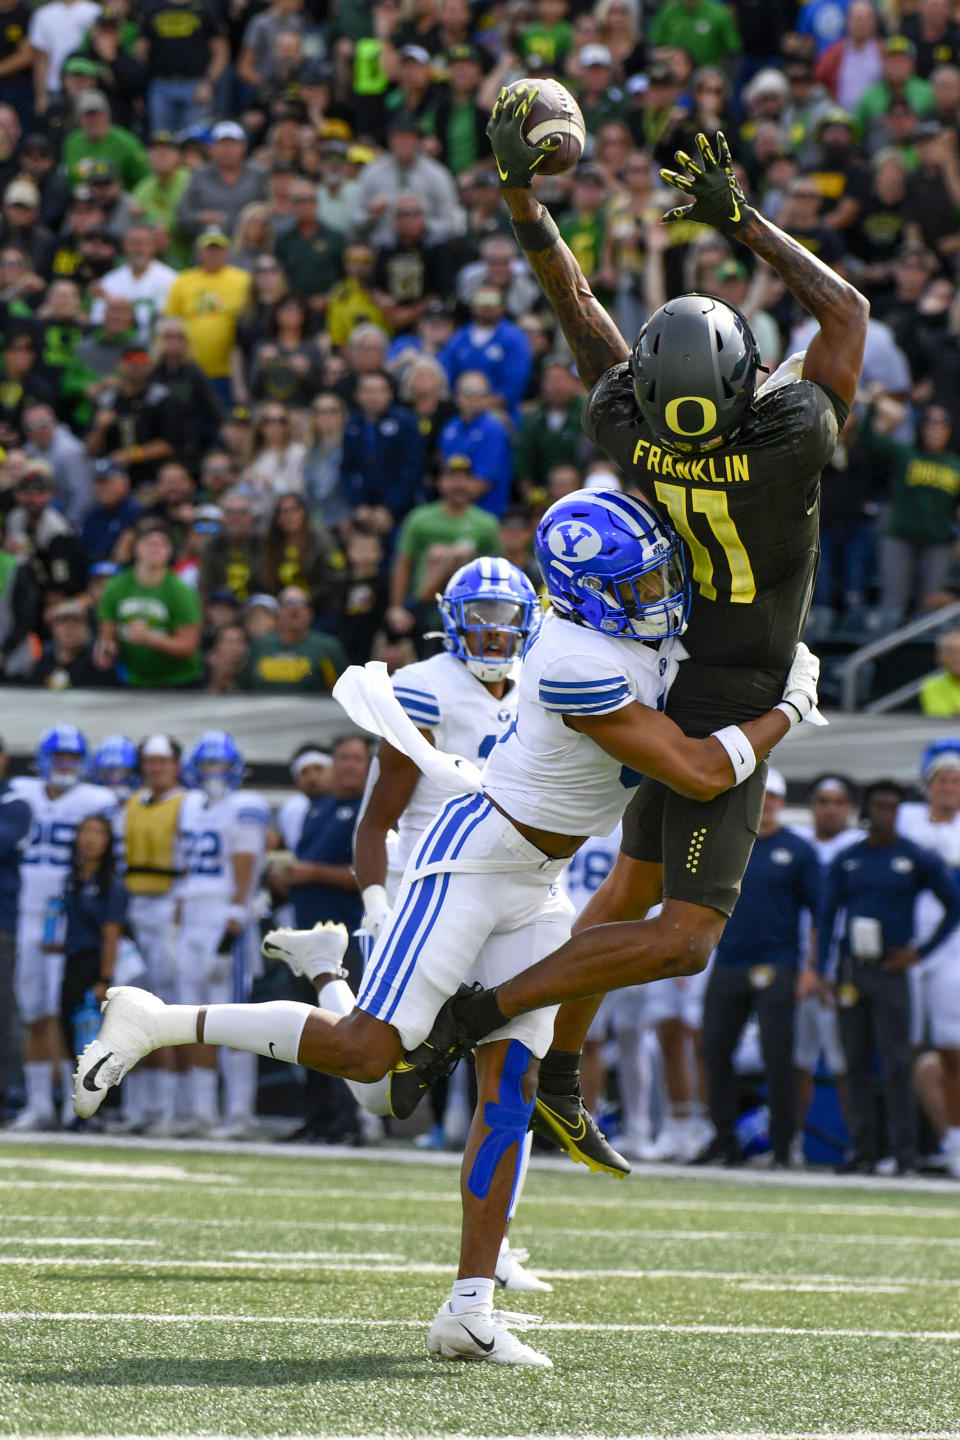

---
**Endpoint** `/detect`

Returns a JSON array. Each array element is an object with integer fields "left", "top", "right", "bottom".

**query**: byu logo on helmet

[{"left": 547, "top": 521, "right": 603, "bottom": 562}]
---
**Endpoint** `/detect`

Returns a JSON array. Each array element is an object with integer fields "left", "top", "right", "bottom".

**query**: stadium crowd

[{"left": 2, "top": 0, "right": 960, "bottom": 1172}]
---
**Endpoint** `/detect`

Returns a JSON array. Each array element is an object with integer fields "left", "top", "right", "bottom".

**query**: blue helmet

[
  {"left": 439, "top": 557, "right": 540, "bottom": 682},
  {"left": 182, "top": 730, "right": 244, "bottom": 799},
  {"left": 36, "top": 724, "right": 87, "bottom": 789},
  {"left": 535, "top": 488, "right": 689, "bottom": 640},
  {"left": 90, "top": 735, "right": 139, "bottom": 799},
  {"left": 921, "top": 737, "right": 960, "bottom": 785}
]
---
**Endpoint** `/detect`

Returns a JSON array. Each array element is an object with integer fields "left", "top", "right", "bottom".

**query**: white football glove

[
  {"left": 778, "top": 642, "right": 827, "bottom": 727},
  {"left": 361, "top": 884, "right": 390, "bottom": 941}
]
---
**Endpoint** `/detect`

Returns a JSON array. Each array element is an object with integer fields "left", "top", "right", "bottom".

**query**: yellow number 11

[{"left": 654, "top": 482, "right": 756, "bottom": 604}]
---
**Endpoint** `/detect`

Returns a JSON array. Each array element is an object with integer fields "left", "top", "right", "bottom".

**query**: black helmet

[{"left": 630, "top": 294, "right": 761, "bottom": 455}]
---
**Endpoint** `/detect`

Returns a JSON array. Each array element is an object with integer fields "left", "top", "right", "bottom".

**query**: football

[{"left": 504, "top": 77, "right": 586, "bottom": 175}]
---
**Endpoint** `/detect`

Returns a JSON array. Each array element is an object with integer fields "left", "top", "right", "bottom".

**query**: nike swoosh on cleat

[
  {"left": 460, "top": 1325, "right": 495, "bottom": 1354},
  {"left": 539, "top": 1101, "right": 586, "bottom": 1141},
  {"left": 82, "top": 1053, "right": 114, "bottom": 1092},
  {"left": 269, "top": 1042, "right": 279, "bottom": 1058}
]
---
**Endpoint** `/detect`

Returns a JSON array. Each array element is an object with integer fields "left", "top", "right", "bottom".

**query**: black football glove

[
  {"left": 660, "top": 131, "right": 754, "bottom": 234},
  {"left": 486, "top": 83, "right": 561, "bottom": 188}
]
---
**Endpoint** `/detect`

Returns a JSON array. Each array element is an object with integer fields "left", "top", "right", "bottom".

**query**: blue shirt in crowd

[
  {"left": 80, "top": 496, "right": 144, "bottom": 564},
  {"left": 818, "top": 834, "right": 960, "bottom": 974},
  {"left": 439, "top": 319, "right": 533, "bottom": 425},
  {"left": 714, "top": 826, "right": 822, "bottom": 969},
  {"left": 0, "top": 781, "right": 32, "bottom": 934},
  {"left": 341, "top": 404, "right": 424, "bottom": 519},
  {"left": 436, "top": 412, "right": 513, "bottom": 517},
  {"left": 292, "top": 792, "right": 364, "bottom": 933},
  {"left": 63, "top": 872, "right": 127, "bottom": 957}
]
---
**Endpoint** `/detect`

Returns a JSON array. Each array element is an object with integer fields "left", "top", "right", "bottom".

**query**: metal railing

[{"left": 838, "top": 599, "right": 960, "bottom": 711}]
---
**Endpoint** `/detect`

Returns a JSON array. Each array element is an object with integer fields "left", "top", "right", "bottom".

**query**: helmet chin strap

[
  {"left": 463, "top": 654, "right": 513, "bottom": 682},
  {"left": 48, "top": 770, "right": 79, "bottom": 790}
]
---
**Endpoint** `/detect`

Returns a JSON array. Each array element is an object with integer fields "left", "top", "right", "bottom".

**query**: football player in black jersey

[{"left": 395, "top": 100, "right": 869, "bottom": 1173}]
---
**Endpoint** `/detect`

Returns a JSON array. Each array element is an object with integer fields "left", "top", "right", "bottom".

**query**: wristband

[
  {"left": 511, "top": 211, "right": 560, "bottom": 252},
  {"left": 710, "top": 725, "right": 757, "bottom": 785},
  {"left": 227, "top": 904, "right": 249, "bottom": 928},
  {"left": 362, "top": 884, "right": 389, "bottom": 917},
  {"left": 775, "top": 699, "right": 804, "bottom": 728}
]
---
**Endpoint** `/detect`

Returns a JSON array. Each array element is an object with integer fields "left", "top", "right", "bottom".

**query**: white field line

[
  {"left": 0, "top": 1157, "right": 234, "bottom": 1183},
  {"left": 2, "top": 1310, "right": 960, "bottom": 1342},
  {"left": 2, "top": 1245, "right": 951, "bottom": 1292},
  {"left": 4, "top": 1434, "right": 960, "bottom": 1440},
  {"left": 0, "top": 1236, "right": 159, "bottom": 1247}
]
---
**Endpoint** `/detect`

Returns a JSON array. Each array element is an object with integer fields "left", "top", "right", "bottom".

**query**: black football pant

[
  {"left": 702, "top": 963, "right": 796, "bottom": 1163},
  {"left": 837, "top": 961, "right": 914, "bottom": 1168}
]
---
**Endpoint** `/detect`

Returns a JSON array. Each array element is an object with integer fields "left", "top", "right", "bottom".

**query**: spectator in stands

[
  {"left": 515, "top": 356, "right": 591, "bottom": 495},
  {"left": 397, "top": 352, "right": 454, "bottom": 473},
  {"left": 80, "top": 460, "right": 142, "bottom": 565},
  {"left": 388, "top": 453, "right": 500, "bottom": 634},
  {"left": 130, "top": 132, "right": 191, "bottom": 267},
  {"left": 241, "top": 404, "right": 307, "bottom": 514},
  {"left": 648, "top": 0, "right": 741, "bottom": 69},
  {"left": 905, "top": 122, "right": 960, "bottom": 266},
  {"left": 140, "top": 0, "right": 227, "bottom": 135},
  {"left": 31, "top": 597, "right": 108, "bottom": 687},
  {"left": 0, "top": 737, "right": 31, "bottom": 1118},
  {"left": 0, "top": 179, "right": 54, "bottom": 275},
  {"left": 371, "top": 191, "right": 454, "bottom": 336},
  {"left": 350, "top": 114, "right": 463, "bottom": 248},
  {"left": 204, "top": 619, "right": 249, "bottom": 693},
  {"left": 22, "top": 402, "right": 93, "bottom": 529},
  {"left": 62, "top": 92, "right": 149, "bottom": 191},
  {"left": 862, "top": 396, "right": 960, "bottom": 624},
  {"left": 95, "top": 521, "right": 203, "bottom": 687},
  {"left": 5, "top": 461, "right": 88, "bottom": 608},
  {"left": 243, "top": 591, "right": 279, "bottom": 639},
  {"left": 84, "top": 343, "right": 184, "bottom": 489},
  {"left": 901, "top": 0, "right": 960, "bottom": 80},
  {"left": 436, "top": 370, "right": 512, "bottom": 517},
  {"left": 324, "top": 242, "right": 389, "bottom": 348},
  {"left": 29, "top": 0, "right": 102, "bottom": 117},
  {"left": 246, "top": 294, "right": 325, "bottom": 408},
  {"left": 455, "top": 234, "right": 541, "bottom": 321},
  {"left": 341, "top": 369, "right": 424, "bottom": 532},
  {"left": 920, "top": 629, "right": 960, "bottom": 715},
  {"left": 257, "top": 492, "right": 344, "bottom": 618},
  {"left": 302, "top": 392, "right": 351, "bottom": 529},
  {"left": 815, "top": 0, "right": 884, "bottom": 113},
  {"left": 200, "top": 489, "right": 262, "bottom": 603},
  {"left": 176, "top": 121, "right": 267, "bottom": 243},
  {"left": 695, "top": 770, "right": 822, "bottom": 1168},
  {"left": 275, "top": 177, "right": 344, "bottom": 304},
  {"left": 165, "top": 228, "right": 252, "bottom": 401},
  {"left": 0, "top": 330, "right": 56, "bottom": 449},
  {"left": 821, "top": 780, "right": 960, "bottom": 1174},
  {"left": 243, "top": 583, "right": 347, "bottom": 693},
  {"left": 0, "top": 545, "right": 39, "bottom": 681},
  {"left": 91, "top": 223, "right": 177, "bottom": 345},
  {"left": 857, "top": 37, "right": 937, "bottom": 152},
  {"left": 439, "top": 284, "right": 532, "bottom": 424}
]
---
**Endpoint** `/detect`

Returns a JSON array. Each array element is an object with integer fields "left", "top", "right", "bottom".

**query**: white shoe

[
  {"left": 6, "top": 1107, "right": 57, "bottom": 1132},
  {"left": 789, "top": 1133, "right": 806, "bottom": 1169},
  {"left": 211, "top": 1117, "right": 261, "bottom": 1141},
  {"left": 427, "top": 1302, "right": 552, "bottom": 1367},
  {"left": 617, "top": 1126, "right": 652, "bottom": 1161},
  {"left": 638, "top": 1123, "right": 683, "bottom": 1162},
  {"left": 495, "top": 1242, "right": 552, "bottom": 1293},
  {"left": 172, "top": 1116, "right": 216, "bottom": 1139},
  {"left": 73, "top": 987, "right": 166, "bottom": 1118},
  {"left": 142, "top": 1116, "right": 175, "bottom": 1139},
  {"left": 261, "top": 921, "right": 349, "bottom": 982},
  {"left": 946, "top": 1148, "right": 960, "bottom": 1180}
]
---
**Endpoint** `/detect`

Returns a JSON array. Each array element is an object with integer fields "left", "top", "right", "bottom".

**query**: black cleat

[
  {"left": 388, "top": 984, "right": 479, "bottom": 1119},
  {"left": 690, "top": 1136, "right": 742, "bottom": 1167},
  {"left": 531, "top": 1087, "right": 631, "bottom": 1178}
]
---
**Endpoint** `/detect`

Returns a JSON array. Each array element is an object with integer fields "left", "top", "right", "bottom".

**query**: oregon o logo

[
  {"left": 547, "top": 521, "right": 603, "bottom": 561},
  {"left": 663, "top": 395, "right": 718, "bottom": 436}
]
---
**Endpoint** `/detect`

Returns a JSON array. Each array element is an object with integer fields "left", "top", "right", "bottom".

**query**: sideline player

[
  {"left": 384, "top": 110, "right": 868, "bottom": 1116},
  {"left": 268, "top": 557, "right": 550, "bottom": 1289},
  {"left": 76, "top": 489, "right": 820, "bottom": 1367},
  {"left": 897, "top": 740, "right": 960, "bottom": 1177},
  {"left": 10, "top": 726, "right": 114, "bottom": 1130}
]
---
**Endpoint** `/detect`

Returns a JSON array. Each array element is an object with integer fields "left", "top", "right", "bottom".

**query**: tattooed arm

[
  {"left": 737, "top": 211, "right": 868, "bottom": 409},
  {"left": 501, "top": 186, "right": 630, "bottom": 388}
]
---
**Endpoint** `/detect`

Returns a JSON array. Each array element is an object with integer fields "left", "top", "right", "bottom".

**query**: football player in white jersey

[
  {"left": 896, "top": 740, "right": 960, "bottom": 1177},
  {"left": 89, "top": 736, "right": 140, "bottom": 803},
  {"left": 76, "top": 489, "right": 819, "bottom": 1366},
  {"left": 11, "top": 726, "right": 115, "bottom": 1130},
  {"left": 790, "top": 774, "right": 863, "bottom": 1159},
  {"left": 175, "top": 731, "right": 270, "bottom": 1138}
]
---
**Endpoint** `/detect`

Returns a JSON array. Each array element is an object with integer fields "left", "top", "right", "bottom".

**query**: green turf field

[{"left": 1, "top": 1138, "right": 959, "bottom": 1438}]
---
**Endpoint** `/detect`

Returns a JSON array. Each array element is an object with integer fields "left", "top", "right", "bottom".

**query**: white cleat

[
  {"left": 427, "top": 1301, "right": 552, "bottom": 1367},
  {"left": 261, "top": 921, "right": 349, "bottom": 982},
  {"left": 73, "top": 987, "right": 166, "bottom": 1118},
  {"left": 6, "top": 1107, "right": 57, "bottom": 1133},
  {"left": 947, "top": 1149, "right": 960, "bottom": 1181},
  {"left": 496, "top": 1241, "right": 552, "bottom": 1293},
  {"left": 211, "top": 1117, "right": 261, "bottom": 1141}
]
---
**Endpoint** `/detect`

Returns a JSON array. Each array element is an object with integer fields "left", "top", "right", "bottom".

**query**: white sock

[
  {"left": 316, "top": 978, "right": 391, "bottom": 1115},
  {"left": 947, "top": 1126, "right": 960, "bottom": 1154},
  {"left": 507, "top": 1130, "right": 532, "bottom": 1224},
  {"left": 450, "top": 1276, "right": 495, "bottom": 1314},
  {"left": 317, "top": 977, "right": 355, "bottom": 1015},
  {"left": 190, "top": 1066, "right": 219, "bottom": 1124},
  {"left": 24, "top": 1061, "right": 53, "bottom": 1117},
  {"left": 157, "top": 1069, "right": 177, "bottom": 1120},
  {"left": 201, "top": 1001, "right": 312, "bottom": 1062},
  {"left": 59, "top": 1060, "right": 75, "bottom": 1122},
  {"left": 222, "top": 1048, "right": 257, "bottom": 1121},
  {"left": 154, "top": 1004, "right": 204, "bottom": 1047},
  {"left": 121, "top": 1069, "right": 147, "bottom": 1125}
]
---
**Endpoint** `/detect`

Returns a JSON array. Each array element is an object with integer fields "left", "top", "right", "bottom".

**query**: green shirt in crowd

[
  {"left": 63, "top": 124, "right": 151, "bottom": 191},
  {"left": 130, "top": 167, "right": 193, "bottom": 268},
  {"left": 920, "top": 670, "right": 960, "bottom": 716},
  {"left": 244, "top": 631, "right": 348, "bottom": 693},
  {"left": 863, "top": 416, "right": 960, "bottom": 545},
  {"left": 520, "top": 19, "right": 574, "bottom": 67},
  {"left": 648, "top": 0, "right": 741, "bottom": 67},
  {"left": 398, "top": 501, "right": 501, "bottom": 597},
  {"left": 275, "top": 223, "right": 345, "bottom": 296},
  {"left": 98, "top": 568, "right": 202, "bottom": 687}
]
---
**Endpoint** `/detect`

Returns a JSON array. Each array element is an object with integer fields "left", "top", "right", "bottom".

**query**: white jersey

[
  {"left": 178, "top": 787, "right": 270, "bottom": 903},
  {"left": 388, "top": 652, "right": 519, "bottom": 873},
  {"left": 11, "top": 778, "right": 116, "bottom": 916},
  {"left": 90, "top": 261, "right": 178, "bottom": 344},
  {"left": 277, "top": 792, "right": 310, "bottom": 850},
  {"left": 897, "top": 802, "right": 960, "bottom": 956},
  {"left": 561, "top": 824, "right": 622, "bottom": 916},
  {"left": 483, "top": 610, "right": 683, "bottom": 836}
]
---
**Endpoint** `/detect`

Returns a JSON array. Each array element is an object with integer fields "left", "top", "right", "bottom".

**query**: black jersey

[{"left": 584, "top": 363, "right": 847, "bottom": 679}]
